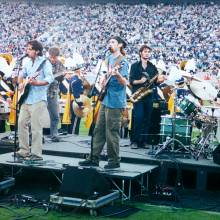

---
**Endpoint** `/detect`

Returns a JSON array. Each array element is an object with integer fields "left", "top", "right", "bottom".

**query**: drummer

[
  {"left": 175, "top": 77, "right": 189, "bottom": 99},
  {"left": 168, "top": 76, "right": 189, "bottom": 115}
]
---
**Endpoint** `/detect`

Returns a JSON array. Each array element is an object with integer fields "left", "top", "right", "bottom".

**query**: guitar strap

[
  {"left": 27, "top": 58, "right": 47, "bottom": 79},
  {"left": 106, "top": 55, "right": 123, "bottom": 73},
  {"left": 105, "top": 54, "right": 123, "bottom": 87}
]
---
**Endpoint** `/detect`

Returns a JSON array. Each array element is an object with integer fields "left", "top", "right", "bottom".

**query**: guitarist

[
  {"left": 16, "top": 40, "right": 54, "bottom": 161},
  {"left": 47, "top": 47, "right": 65, "bottom": 142},
  {"left": 79, "top": 36, "right": 129, "bottom": 169},
  {"left": 129, "top": 45, "right": 164, "bottom": 149}
]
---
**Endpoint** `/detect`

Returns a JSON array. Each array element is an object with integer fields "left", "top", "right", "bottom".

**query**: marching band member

[
  {"left": 69, "top": 67, "right": 85, "bottom": 135},
  {"left": 59, "top": 72, "right": 74, "bottom": 134},
  {"left": 0, "top": 71, "right": 14, "bottom": 133}
]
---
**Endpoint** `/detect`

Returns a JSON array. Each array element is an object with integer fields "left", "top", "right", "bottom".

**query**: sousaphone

[{"left": 72, "top": 94, "right": 92, "bottom": 118}]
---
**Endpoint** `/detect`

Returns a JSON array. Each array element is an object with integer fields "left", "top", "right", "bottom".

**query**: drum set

[{"left": 155, "top": 73, "right": 219, "bottom": 160}]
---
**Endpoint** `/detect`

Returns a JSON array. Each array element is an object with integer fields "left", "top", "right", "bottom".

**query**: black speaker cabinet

[
  {"left": 213, "top": 145, "right": 220, "bottom": 165},
  {"left": 60, "top": 166, "right": 110, "bottom": 199}
]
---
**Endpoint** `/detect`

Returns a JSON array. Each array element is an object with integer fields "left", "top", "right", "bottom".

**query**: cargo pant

[{"left": 89, "top": 105, "right": 122, "bottom": 165}]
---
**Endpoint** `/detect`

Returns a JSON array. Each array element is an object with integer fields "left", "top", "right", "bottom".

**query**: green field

[{"left": 1, "top": 203, "right": 220, "bottom": 220}]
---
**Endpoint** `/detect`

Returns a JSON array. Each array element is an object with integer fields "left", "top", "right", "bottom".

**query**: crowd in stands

[{"left": 0, "top": 0, "right": 220, "bottom": 74}]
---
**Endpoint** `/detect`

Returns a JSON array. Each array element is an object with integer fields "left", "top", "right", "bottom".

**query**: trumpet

[{"left": 129, "top": 73, "right": 159, "bottom": 103}]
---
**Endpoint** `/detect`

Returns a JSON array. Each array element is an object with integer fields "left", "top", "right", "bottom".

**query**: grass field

[{"left": 1, "top": 203, "right": 220, "bottom": 220}]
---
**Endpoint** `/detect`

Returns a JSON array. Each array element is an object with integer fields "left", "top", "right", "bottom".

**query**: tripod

[
  {"left": 192, "top": 108, "right": 217, "bottom": 160},
  {"left": 155, "top": 88, "right": 191, "bottom": 156},
  {"left": 12, "top": 59, "right": 24, "bottom": 161}
]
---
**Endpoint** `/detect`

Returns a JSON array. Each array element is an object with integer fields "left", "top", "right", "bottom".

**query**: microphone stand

[
  {"left": 88, "top": 58, "right": 105, "bottom": 162},
  {"left": 13, "top": 59, "right": 23, "bottom": 162}
]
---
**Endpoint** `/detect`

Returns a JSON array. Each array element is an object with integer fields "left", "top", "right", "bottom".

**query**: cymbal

[
  {"left": 188, "top": 80, "right": 217, "bottom": 101},
  {"left": 181, "top": 72, "right": 202, "bottom": 82},
  {"left": 202, "top": 105, "right": 220, "bottom": 109}
]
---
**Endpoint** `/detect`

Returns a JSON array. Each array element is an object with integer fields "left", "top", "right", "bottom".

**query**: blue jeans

[{"left": 47, "top": 96, "right": 60, "bottom": 137}]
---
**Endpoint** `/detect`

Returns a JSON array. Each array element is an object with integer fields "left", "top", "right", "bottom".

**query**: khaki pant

[
  {"left": 89, "top": 105, "right": 122, "bottom": 165},
  {"left": 18, "top": 101, "right": 47, "bottom": 157}
]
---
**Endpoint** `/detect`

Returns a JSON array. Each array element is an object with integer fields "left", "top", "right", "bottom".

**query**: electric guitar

[{"left": 98, "top": 61, "right": 125, "bottom": 101}]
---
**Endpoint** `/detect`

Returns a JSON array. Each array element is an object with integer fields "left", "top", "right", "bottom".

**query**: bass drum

[{"left": 160, "top": 115, "right": 192, "bottom": 146}]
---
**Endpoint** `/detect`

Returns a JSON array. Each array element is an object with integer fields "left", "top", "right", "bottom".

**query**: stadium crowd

[{"left": 0, "top": 0, "right": 220, "bottom": 74}]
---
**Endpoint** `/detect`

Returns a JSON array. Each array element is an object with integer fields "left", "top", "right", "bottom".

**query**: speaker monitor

[
  {"left": 60, "top": 166, "right": 110, "bottom": 199},
  {"left": 213, "top": 145, "right": 220, "bottom": 165}
]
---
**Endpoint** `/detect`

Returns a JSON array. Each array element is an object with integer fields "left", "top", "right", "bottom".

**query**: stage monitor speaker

[
  {"left": 213, "top": 145, "right": 220, "bottom": 165},
  {"left": 59, "top": 166, "right": 111, "bottom": 199}
]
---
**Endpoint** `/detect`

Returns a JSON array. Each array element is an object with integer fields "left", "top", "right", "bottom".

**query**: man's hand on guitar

[
  {"left": 110, "top": 64, "right": 120, "bottom": 77},
  {"left": 18, "top": 83, "right": 25, "bottom": 91},
  {"left": 29, "top": 78, "right": 38, "bottom": 86}
]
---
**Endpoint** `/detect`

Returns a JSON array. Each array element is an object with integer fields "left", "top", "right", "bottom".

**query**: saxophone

[{"left": 129, "top": 73, "right": 159, "bottom": 103}]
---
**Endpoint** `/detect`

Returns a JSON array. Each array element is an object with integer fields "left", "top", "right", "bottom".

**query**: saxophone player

[{"left": 129, "top": 45, "right": 163, "bottom": 149}]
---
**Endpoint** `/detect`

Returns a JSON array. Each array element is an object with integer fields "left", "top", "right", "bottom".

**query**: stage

[{"left": 0, "top": 132, "right": 220, "bottom": 194}]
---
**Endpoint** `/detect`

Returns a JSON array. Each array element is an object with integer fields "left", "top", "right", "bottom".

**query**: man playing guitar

[
  {"left": 16, "top": 40, "right": 54, "bottom": 161},
  {"left": 79, "top": 36, "right": 129, "bottom": 169}
]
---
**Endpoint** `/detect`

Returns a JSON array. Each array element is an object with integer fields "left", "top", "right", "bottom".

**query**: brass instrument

[
  {"left": 0, "top": 53, "right": 13, "bottom": 65},
  {"left": 129, "top": 73, "right": 159, "bottom": 103},
  {"left": 72, "top": 94, "right": 92, "bottom": 118}
]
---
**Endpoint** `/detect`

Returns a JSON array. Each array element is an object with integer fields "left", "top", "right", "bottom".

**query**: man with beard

[
  {"left": 16, "top": 40, "right": 54, "bottom": 161},
  {"left": 79, "top": 36, "right": 129, "bottom": 169}
]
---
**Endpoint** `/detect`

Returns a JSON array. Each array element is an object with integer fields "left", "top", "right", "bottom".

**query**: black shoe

[
  {"left": 78, "top": 160, "right": 99, "bottom": 167},
  {"left": 104, "top": 163, "right": 120, "bottom": 169}
]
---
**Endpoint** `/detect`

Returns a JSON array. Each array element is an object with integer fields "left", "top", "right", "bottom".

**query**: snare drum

[
  {"left": 160, "top": 115, "right": 192, "bottom": 145},
  {"left": 178, "top": 96, "right": 199, "bottom": 117}
]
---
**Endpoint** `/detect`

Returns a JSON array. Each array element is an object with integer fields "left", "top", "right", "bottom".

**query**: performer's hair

[
  {"left": 121, "top": 48, "right": 126, "bottom": 56},
  {"left": 48, "top": 47, "right": 60, "bottom": 56},
  {"left": 139, "top": 45, "right": 152, "bottom": 56},
  {"left": 109, "top": 36, "right": 127, "bottom": 56},
  {"left": 27, "top": 40, "right": 43, "bottom": 56}
]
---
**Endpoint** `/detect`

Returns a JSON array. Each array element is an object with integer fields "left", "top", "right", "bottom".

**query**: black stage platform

[
  {"left": 0, "top": 152, "right": 157, "bottom": 200},
  {"left": 0, "top": 132, "right": 220, "bottom": 193}
]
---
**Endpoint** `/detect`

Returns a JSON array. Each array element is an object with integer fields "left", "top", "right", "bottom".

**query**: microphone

[
  {"left": 97, "top": 48, "right": 110, "bottom": 60},
  {"left": 102, "top": 47, "right": 110, "bottom": 55},
  {"left": 19, "top": 54, "right": 28, "bottom": 61}
]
